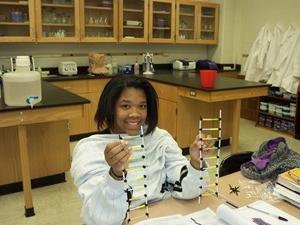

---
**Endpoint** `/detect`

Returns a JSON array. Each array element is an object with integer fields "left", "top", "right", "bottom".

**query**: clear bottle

[{"left": 134, "top": 57, "right": 139, "bottom": 75}]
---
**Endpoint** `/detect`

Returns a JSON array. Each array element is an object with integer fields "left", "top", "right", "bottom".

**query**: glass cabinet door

[
  {"left": 0, "top": 0, "right": 35, "bottom": 42},
  {"left": 81, "top": 0, "right": 117, "bottom": 42},
  {"left": 149, "top": 0, "right": 175, "bottom": 43},
  {"left": 119, "top": 0, "right": 148, "bottom": 43},
  {"left": 36, "top": 0, "right": 80, "bottom": 42},
  {"left": 197, "top": 3, "right": 219, "bottom": 44},
  {"left": 176, "top": 1, "right": 197, "bottom": 43}
]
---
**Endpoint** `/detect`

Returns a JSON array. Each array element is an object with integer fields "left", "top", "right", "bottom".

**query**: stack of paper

[
  {"left": 277, "top": 168, "right": 300, "bottom": 192},
  {"left": 215, "top": 200, "right": 299, "bottom": 225},
  {"left": 274, "top": 168, "right": 300, "bottom": 208},
  {"left": 134, "top": 200, "right": 300, "bottom": 225}
]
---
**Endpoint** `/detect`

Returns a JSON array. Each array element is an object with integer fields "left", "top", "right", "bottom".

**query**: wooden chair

[{"left": 219, "top": 151, "right": 253, "bottom": 177}]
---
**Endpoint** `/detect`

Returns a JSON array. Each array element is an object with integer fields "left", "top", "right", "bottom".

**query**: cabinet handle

[{"left": 189, "top": 90, "right": 196, "bottom": 97}]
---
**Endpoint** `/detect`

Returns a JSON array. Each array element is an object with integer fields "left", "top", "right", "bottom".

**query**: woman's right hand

[{"left": 104, "top": 140, "right": 131, "bottom": 177}]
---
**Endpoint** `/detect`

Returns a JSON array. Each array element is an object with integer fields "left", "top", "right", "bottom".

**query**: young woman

[{"left": 71, "top": 75, "right": 209, "bottom": 225}]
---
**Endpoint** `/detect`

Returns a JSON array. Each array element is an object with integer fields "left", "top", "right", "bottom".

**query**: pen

[
  {"left": 246, "top": 205, "right": 288, "bottom": 222},
  {"left": 225, "top": 200, "right": 239, "bottom": 208},
  {"left": 190, "top": 217, "right": 201, "bottom": 225}
]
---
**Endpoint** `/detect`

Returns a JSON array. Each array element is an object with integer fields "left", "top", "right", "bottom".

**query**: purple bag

[{"left": 196, "top": 60, "right": 218, "bottom": 71}]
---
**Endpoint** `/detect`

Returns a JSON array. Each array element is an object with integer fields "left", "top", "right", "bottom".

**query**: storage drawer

[
  {"left": 178, "top": 86, "right": 269, "bottom": 102},
  {"left": 150, "top": 81, "right": 178, "bottom": 102},
  {"left": 178, "top": 87, "right": 211, "bottom": 102},
  {"left": 52, "top": 80, "right": 88, "bottom": 94}
]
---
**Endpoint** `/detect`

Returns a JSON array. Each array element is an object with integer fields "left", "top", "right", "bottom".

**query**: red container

[{"left": 200, "top": 70, "right": 217, "bottom": 88}]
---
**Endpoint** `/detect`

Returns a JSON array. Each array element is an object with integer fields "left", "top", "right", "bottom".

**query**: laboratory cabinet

[
  {"left": 35, "top": 0, "right": 81, "bottom": 42},
  {"left": 176, "top": 1, "right": 219, "bottom": 44},
  {"left": 80, "top": 0, "right": 118, "bottom": 42},
  {"left": 51, "top": 79, "right": 109, "bottom": 135},
  {"left": 0, "top": 0, "right": 36, "bottom": 42},
  {"left": 120, "top": 0, "right": 219, "bottom": 44},
  {"left": 176, "top": 0, "right": 197, "bottom": 44},
  {"left": 197, "top": 2, "right": 219, "bottom": 44},
  {"left": 150, "top": 81, "right": 178, "bottom": 138},
  {"left": 119, "top": 0, "right": 148, "bottom": 43},
  {"left": 148, "top": 0, "right": 176, "bottom": 43},
  {"left": 0, "top": 0, "right": 220, "bottom": 44}
]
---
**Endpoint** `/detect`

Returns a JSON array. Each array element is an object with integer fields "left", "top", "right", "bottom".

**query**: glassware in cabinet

[
  {"left": 0, "top": 0, "right": 35, "bottom": 42},
  {"left": 81, "top": 0, "right": 117, "bottom": 42},
  {"left": 119, "top": 0, "right": 148, "bottom": 43},
  {"left": 149, "top": 0, "right": 175, "bottom": 43},
  {"left": 198, "top": 3, "right": 219, "bottom": 44},
  {"left": 176, "top": 1, "right": 197, "bottom": 43},
  {"left": 36, "top": 0, "right": 80, "bottom": 42}
]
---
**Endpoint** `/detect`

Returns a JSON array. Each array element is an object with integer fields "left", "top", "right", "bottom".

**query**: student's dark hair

[{"left": 95, "top": 75, "right": 158, "bottom": 135}]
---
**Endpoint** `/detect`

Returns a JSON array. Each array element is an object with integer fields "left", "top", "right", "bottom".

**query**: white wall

[
  {"left": 209, "top": 0, "right": 300, "bottom": 67},
  {"left": 203, "top": 0, "right": 238, "bottom": 65}
]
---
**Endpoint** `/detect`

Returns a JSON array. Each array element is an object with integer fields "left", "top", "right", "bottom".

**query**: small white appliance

[
  {"left": 58, "top": 61, "right": 78, "bottom": 76},
  {"left": 173, "top": 59, "right": 196, "bottom": 70}
]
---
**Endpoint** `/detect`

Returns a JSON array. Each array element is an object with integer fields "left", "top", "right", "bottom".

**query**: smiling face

[{"left": 112, "top": 87, "right": 147, "bottom": 135}]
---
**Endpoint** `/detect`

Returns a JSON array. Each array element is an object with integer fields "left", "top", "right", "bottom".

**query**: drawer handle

[{"left": 189, "top": 90, "right": 196, "bottom": 97}]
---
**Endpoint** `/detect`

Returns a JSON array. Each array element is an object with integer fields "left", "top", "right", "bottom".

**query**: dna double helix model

[
  {"left": 119, "top": 126, "right": 149, "bottom": 224},
  {"left": 198, "top": 110, "right": 222, "bottom": 203}
]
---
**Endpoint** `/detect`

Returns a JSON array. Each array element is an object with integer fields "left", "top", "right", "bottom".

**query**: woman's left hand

[{"left": 189, "top": 134, "right": 214, "bottom": 169}]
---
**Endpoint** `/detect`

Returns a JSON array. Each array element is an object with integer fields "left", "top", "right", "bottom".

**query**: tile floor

[{"left": 0, "top": 119, "right": 299, "bottom": 225}]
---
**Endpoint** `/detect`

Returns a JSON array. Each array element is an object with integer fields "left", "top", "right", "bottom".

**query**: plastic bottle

[
  {"left": 2, "top": 71, "right": 42, "bottom": 106},
  {"left": 134, "top": 57, "right": 139, "bottom": 75},
  {"left": 3, "top": 56, "right": 41, "bottom": 107}
]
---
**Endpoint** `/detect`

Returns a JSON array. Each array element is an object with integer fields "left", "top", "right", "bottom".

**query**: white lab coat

[
  {"left": 267, "top": 26, "right": 298, "bottom": 89},
  {"left": 280, "top": 28, "right": 300, "bottom": 94},
  {"left": 244, "top": 25, "right": 271, "bottom": 82},
  {"left": 264, "top": 24, "right": 283, "bottom": 79}
]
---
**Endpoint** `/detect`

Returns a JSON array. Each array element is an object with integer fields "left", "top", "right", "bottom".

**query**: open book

[{"left": 134, "top": 200, "right": 299, "bottom": 225}]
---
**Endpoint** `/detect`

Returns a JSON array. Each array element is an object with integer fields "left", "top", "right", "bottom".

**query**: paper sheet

[
  {"left": 185, "top": 208, "right": 227, "bottom": 225},
  {"left": 216, "top": 204, "right": 252, "bottom": 225},
  {"left": 133, "top": 214, "right": 190, "bottom": 225},
  {"left": 273, "top": 185, "right": 300, "bottom": 207},
  {"left": 217, "top": 200, "right": 300, "bottom": 225},
  {"left": 134, "top": 200, "right": 300, "bottom": 225}
]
